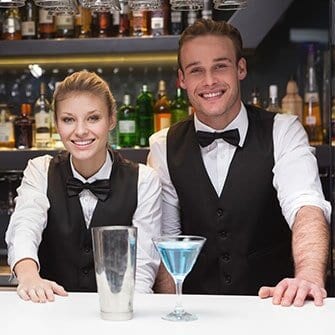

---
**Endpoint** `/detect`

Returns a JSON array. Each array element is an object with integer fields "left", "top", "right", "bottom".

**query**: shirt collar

[
  {"left": 70, "top": 151, "right": 112, "bottom": 183},
  {"left": 193, "top": 103, "right": 248, "bottom": 148}
]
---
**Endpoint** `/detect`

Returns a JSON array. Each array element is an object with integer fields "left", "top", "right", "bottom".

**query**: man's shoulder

[{"left": 149, "top": 128, "right": 169, "bottom": 147}]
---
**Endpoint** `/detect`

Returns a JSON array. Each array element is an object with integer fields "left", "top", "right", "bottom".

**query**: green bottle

[
  {"left": 136, "top": 84, "right": 154, "bottom": 147},
  {"left": 171, "top": 87, "right": 188, "bottom": 125},
  {"left": 118, "top": 94, "right": 137, "bottom": 148}
]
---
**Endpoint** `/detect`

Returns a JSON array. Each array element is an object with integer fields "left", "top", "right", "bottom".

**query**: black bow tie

[
  {"left": 196, "top": 129, "right": 240, "bottom": 148},
  {"left": 66, "top": 177, "right": 111, "bottom": 201}
]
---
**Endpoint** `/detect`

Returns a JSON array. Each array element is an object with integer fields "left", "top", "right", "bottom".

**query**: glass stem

[{"left": 174, "top": 278, "right": 184, "bottom": 315}]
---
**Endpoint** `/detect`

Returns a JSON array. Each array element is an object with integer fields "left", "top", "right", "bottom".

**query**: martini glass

[{"left": 153, "top": 235, "right": 206, "bottom": 321}]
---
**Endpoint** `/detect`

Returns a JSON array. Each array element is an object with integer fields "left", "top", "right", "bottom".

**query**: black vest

[
  {"left": 38, "top": 150, "right": 138, "bottom": 292},
  {"left": 167, "top": 106, "right": 293, "bottom": 295}
]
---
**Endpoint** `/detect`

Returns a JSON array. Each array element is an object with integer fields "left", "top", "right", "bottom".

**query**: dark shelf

[
  {"left": 0, "top": 36, "right": 179, "bottom": 57},
  {"left": 0, "top": 148, "right": 149, "bottom": 171}
]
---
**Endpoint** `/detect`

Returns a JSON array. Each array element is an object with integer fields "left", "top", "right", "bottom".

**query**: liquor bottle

[
  {"left": 201, "top": 0, "right": 212, "bottom": 19},
  {"left": 111, "top": 10, "right": 120, "bottom": 37},
  {"left": 98, "top": 11, "right": 111, "bottom": 37},
  {"left": 266, "top": 85, "right": 282, "bottom": 113},
  {"left": 14, "top": 103, "right": 33, "bottom": 149},
  {"left": 118, "top": 1, "right": 130, "bottom": 37},
  {"left": 38, "top": 8, "right": 55, "bottom": 39},
  {"left": 249, "top": 87, "right": 262, "bottom": 108},
  {"left": 154, "top": 80, "right": 171, "bottom": 132},
  {"left": 34, "top": 82, "right": 51, "bottom": 148},
  {"left": 55, "top": 13, "right": 75, "bottom": 38},
  {"left": 2, "top": 8, "right": 21, "bottom": 40},
  {"left": 150, "top": 0, "right": 169, "bottom": 36},
  {"left": 281, "top": 79, "right": 303, "bottom": 121},
  {"left": 303, "top": 44, "right": 323, "bottom": 145},
  {"left": 0, "top": 104, "right": 15, "bottom": 148},
  {"left": 171, "top": 82, "right": 188, "bottom": 125},
  {"left": 47, "top": 68, "right": 61, "bottom": 98},
  {"left": 170, "top": 10, "right": 183, "bottom": 35},
  {"left": 20, "top": 0, "right": 37, "bottom": 40},
  {"left": 75, "top": 5, "right": 92, "bottom": 38},
  {"left": 186, "top": 11, "right": 198, "bottom": 27},
  {"left": 130, "top": 10, "right": 151, "bottom": 36},
  {"left": 136, "top": 84, "right": 154, "bottom": 147},
  {"left": 90, "top": 12, "right": 99, "bottom": 37},
  {"left": 118, "top": 94, "right": 137, "bottom": 147}
]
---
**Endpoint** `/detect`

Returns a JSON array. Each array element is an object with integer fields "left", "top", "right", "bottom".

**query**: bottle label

[
  {"left": 119, "top": 120, "right": 136, "bottom": 134},
  {"left": 56, "top": 15, "right": 74, "bottom": 29},
  {"left": 22, "top": 21, "right": 36, "bottom": 36},
  {"left": 35, "top": 111, "right": 50, "bottom": 128},
  {"left": 151, "top": 17, "right": 164, "bottom": 30},
  {"left": 3, "top": 17, "right": 19, "bottom": 34},
  {"left": 171, "top": 11, "right": 182, "bottom": 23},
  {"left": 0, "top": 122, "right": 12, "bottom": 142},
  {"left": 304, "top": 92, "right": 319, "bottom": 103},
  {"left": 39, "top": 9, "right": 54, "bottom": 24},
  {"left": 305, "top": 115, "right": 316, "bottom": 126}
]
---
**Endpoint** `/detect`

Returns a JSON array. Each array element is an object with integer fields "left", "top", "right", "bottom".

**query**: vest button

[
  {"left": 220, "top": 231, "right": 228, "bottom": 239},
  {"left": 222, "top": 253, "right": 230, "bottom": 262},
  {"left": 82, "top": 268, "right": 89, "bottom": 275},
  {"left": 84, "top": 247, "right": 90, "bottom": 253},
  {"left": 216, "top": 208, "right": 223, "bottom": 216},
  {"left": 224, "top": 275, "right": 232, "bottom": 284}
]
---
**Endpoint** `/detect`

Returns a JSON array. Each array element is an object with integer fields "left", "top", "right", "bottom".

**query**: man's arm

[
  {"left": 153, "top": 263, "right": 175, "bottom": 293},
  {"left": 259, "top": 205, "right": 329, "bottom": 306}
]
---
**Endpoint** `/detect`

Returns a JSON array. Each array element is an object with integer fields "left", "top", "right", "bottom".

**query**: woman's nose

[{"left": 74, "top": 121, "right": 88, "bottom": 136}]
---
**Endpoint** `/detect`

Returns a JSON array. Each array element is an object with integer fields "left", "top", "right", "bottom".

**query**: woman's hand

[{"left": 14, "top": 258, "right": 68, "bottom": 303}]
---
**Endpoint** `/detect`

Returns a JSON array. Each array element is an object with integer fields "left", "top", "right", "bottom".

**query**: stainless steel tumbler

[{"left": 91, "top": 226, "right": 137, "bottom": 321}]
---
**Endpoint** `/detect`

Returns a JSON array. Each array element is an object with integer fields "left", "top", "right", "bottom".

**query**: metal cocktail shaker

[{"left": 91, "top": 226, "right": 137, "bottom": 321}]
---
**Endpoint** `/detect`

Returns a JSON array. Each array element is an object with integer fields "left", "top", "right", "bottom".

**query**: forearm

[
  {"left": 153, "top": 263, "right": 175, "bottom": 293},
  {"left": 292, "top": 205, "right": 330, "bottom": 287}
]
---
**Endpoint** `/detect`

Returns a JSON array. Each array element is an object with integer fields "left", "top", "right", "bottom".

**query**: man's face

[{"left": 178, "top": 35, "right": 247, "bottom": 129}]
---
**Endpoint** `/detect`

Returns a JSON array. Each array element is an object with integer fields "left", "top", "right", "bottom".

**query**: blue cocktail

[{"left": 153, "top": 235, "right": 206, "bottom": 321}]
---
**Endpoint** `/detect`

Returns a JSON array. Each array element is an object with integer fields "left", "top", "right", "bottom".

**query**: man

[{"left": 148, "top": 19, "right": 331, "bottom": 307}]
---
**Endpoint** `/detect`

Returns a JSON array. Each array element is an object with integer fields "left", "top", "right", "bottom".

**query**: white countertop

[{"left": 1, "top": 291, "right": 334, "bottom": 335}]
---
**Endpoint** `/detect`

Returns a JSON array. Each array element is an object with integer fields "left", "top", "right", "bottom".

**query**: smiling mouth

[
  {"left": 200, "top": 91, "right": 224, "bottom": 99},
  {"left": 71, "top": 139, "right": 95, "bottom": 146}
]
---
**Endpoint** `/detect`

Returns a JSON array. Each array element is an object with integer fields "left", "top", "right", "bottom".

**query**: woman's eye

[
  {"left": 62, "top": 117, "right": 74, "bottom": 123},
  {"left": 88, "top": 115, "right": 100, "bottom": 122}
]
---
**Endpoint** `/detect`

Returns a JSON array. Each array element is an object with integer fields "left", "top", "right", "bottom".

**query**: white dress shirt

[
  {"left": 6, "top": 151, "right": 162, "bottom": 294},
  {"left": 147, "top": 104, "right": 331, "bottom": 235}
]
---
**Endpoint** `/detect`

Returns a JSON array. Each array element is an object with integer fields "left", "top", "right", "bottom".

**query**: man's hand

[{"left": 258, "top": 277, "right": 327, "bottom": 307}]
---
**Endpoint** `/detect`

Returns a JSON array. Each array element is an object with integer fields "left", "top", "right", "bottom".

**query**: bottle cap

[
  {"left": 286, "top": 80, "right": 298, "bottom": 94},
  {"left": 269, "top": 85, "right": 278, "bottom": 98}
]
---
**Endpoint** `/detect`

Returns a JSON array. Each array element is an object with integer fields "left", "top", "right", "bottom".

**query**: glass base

[{"left": 162, "top": 310, "right": 197, "bottom": 322}]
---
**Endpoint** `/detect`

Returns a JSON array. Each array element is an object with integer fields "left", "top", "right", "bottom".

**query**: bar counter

[{"left": 1, "top": 292, "right": 334, "bottom": 334}]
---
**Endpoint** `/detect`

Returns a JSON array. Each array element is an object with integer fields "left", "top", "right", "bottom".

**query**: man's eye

[
  {"left": 215, "top": 63, "right": 227, "bottom": 70},
  {"left": 190, "top": 68, "right": 202, "bottom": 74}
]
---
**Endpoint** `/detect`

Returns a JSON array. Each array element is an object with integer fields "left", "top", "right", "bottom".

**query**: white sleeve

[
  {"left": 132, "top": 164, "right": 162, "bottom": 293},
  {"left": 147, "top": 129, "right": 182, "bottom": 235},
  {"left": 5, "top": 155, "right": 52, "bottom": 271},
  {"left": 273, "top": 114, "right": 331, "bottom": 227}
]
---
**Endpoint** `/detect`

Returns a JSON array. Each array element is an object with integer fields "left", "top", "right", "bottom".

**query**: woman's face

[{"left": 56, "top": 92, "right": 114, "bottom": 176}]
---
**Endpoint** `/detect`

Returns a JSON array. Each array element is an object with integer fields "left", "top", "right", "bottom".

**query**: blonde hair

[
  {"left": 178, "top": 18, "right": 243, "bottom": 71},
  {"left": 53, "top": 71, "right": 116, "bottom": 125}
]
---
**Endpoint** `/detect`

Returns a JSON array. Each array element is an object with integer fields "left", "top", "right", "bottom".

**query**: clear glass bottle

[
  {"left": 75, "top": 5, "right": 92, "bottom": 38},
  {"left": 136, "top": 84, "right": 154, "bottom": 147},
  {"left": 130, "top": 9, "right": 151, "bottom": 36},
  {"left": 266, "top": 84, "right": 282, "bottom": 113},
  {"left": 14, "top": 103, "right": 33, "bottom": 149},
  {"left": 249, "top": 87, "right": 262, "bottom": 108},
  {"left": 303, "top": 44, "right": 323, "bottom": 145},
  {"left": 151, "top": 0, "right": 170, "bottom": 36},
  {"left": 281, "top": 79, "right": 303, "bottom": 121},
  {"left": 34, "top": 82, "right": 51, "bottom": 148},
  {"left": 55, "top": 13, "right": 75, "bottom": 38},
  {"left": 118, "top": 94, "right": 137, "bottom": 148},
  {"left": 0, "top": 103, "right": 15, "bottom": 148},
  {"left": 2, "top": 8, "right": 21, "bottom": 40},
  {"left": 20, "top": 0, "right": 37, "bottom": 40},
  {"left": 154, "top": 80, "right": 171, "bottom": 132},
  {"left": 118, "top": 1, "right": 130, "bottom": 37},
  {"left": 38, "top": 8, "right": 55, "bottom": 39}
]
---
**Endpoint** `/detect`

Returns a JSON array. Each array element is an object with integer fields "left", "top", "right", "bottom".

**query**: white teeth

[
  {"left": 202, "top": 92, "right": 222, "bottom": 98},
  {"left": 73, "top": 140, "right": 93, "bottom": 146}
]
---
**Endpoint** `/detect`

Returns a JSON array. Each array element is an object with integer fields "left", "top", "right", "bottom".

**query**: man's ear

[
  {"left": 178, "top": 68, "right": 186, "bottom": 89},
  {"left": 237, "top": 57, "right": 247, "bottom": 80}
]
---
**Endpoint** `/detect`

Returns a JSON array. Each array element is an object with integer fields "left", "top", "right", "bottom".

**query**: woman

[{"left": 6, "top": 71, "right": 162, "bottom": 302}]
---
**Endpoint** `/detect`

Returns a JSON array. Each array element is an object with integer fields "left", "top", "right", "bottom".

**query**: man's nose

[{"left": 203, "top": 71, "right": 218, "bottom": 86}]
